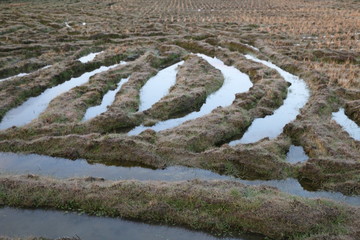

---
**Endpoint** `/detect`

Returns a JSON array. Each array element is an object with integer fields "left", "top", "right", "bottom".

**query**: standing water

[
  {"left": 82, "top": 77, "right": 130, "bottom": 121},
  {"left": 229, "top": 55, "right": 310, "bottom": 145},
  {"left": 332, "top": 108, "right": 360, "bottom": 141},
  {"left": 286, "top": 145, "right": 309, "bottom": 164},
  {"left": 0, "top": 65, "right": 52, "bottom": 82},
  {"left": 128, "top": 54, "right": 253, "bottom": 135},
  {"left": 0, "top": 62, "right": 126, "bottom": 130},
  {"left": 0, "top": 207, "right": 257, "bottom": 240},
  {"left": 78, "top": 51, "right": 104, "bottom": 63},
  {"left": 0, "top": 152, "right": 358, "bottom": 206},
  {"left": 138, "top": 61, "right": 184, "bottom": 112},
  {"left": 0, "top": 72, "right": 28, "bottom": 82}
]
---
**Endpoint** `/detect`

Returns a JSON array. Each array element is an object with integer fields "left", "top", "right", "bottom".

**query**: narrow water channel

[
  {"left": 128, "top": 54, "right": 252, "bottom": 135},
  {"left": 0, "top": 52, "right": 101, "bottom": 83},
  {"left": 229, "top": 55, "right": 310, "bottom": 145},
  {"left": 0, "top": 152, "right": 358, "bottom": 206},
  {"left": 82, "top": 77, "right": 130, "bottom": 121},
  {"left": 0, "top": 62, "right": 125, "bottom": 130},
  {"left": 332, "top": 108, "right": 360, "bottom": 141},
  {"left": 0, "top": 207, "right": 258, "bottom": 240},
  {"left": 0, "top": 65, "right": 51, "bottom": 82},
  {"left": 138, "top": 61, "right": 184, "bottom": 112},
  {"left": 0, "top": 72, "right": 28, "bottom": 82}
]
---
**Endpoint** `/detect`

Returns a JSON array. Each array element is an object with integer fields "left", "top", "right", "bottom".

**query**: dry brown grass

[
  {"left": 106, "top": 0, "right": 360, "bottom": 49},
  {"left": 308, "top": 60, "right": 360, "bottom": 89},
  {"left": 109, "top": 0, "right": 360, "bottom": 90},
  {"left": 0, "top": 1, "right": 359, "bottom": 238},
  {"left": 1, "top": 174, "right": 359, "bottom": 240}
]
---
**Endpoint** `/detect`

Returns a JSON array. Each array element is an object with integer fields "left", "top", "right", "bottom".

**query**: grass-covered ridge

[{"left": 0, "top": 175, "right": 359, "bottom": 240}]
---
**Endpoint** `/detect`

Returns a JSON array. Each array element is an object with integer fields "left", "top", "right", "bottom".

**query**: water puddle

[
  {"left": 229, "top": 55, "right": 310, "bottom": 145},
  {"left": 138, "top": 61, "right": 184, "bottom": 112},
  {"left": 0, "top": 63, "right": 125, "bottom": 130},
  {"left": 0, "top": 65, "right": 52, "bottom": 82},
  {"left": 82, "top": 77, "right": 130, "bottom": 121},
  {"left": 0, "top": 152, "right": 237, "bottom": 181},
  {"left": 0, "top": 207, "right": 255, "bottom": 240},
  {"left": 78, "top": 51, "right": 104, "bottom": 63},
  {"left": 128, "top": 54, "right": 253, "bottom": 135},
  {"left": 332, "top": 108, "right": 360, "bottom": 141},
  {"left": 0, "top": 152, "right": 358, "bottom": 206},
  {"left": 240, "top": 178, "right": 359, "bottom": 206},
  {"left": 286, "top": 145, "right": 309, "bottom": 164},
  {"left": 0, "top": 73, "right": 28, "bottom": 82}
]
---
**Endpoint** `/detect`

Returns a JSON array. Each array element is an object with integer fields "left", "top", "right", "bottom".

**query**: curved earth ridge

[
  {"left": 128, "top": 53, "right": 253, "bottom": 135},
  {"left": 0, "top": 65, "right": 52, "bottom": 83},
  {"left": 1, "top": 0, "right": 359, "bottom": 239},
  {"left": 229, "top": 54, "right": 310, "bottom": 145},
  {"left": 0, "top": 51, "right": 101, "bottom": 82},
  {"left": 0, "top": 63, "right": 124, "bottom": 130},
  {"left": 0, "top": 51, "right": 128, "bottom": 130},
  {"left": 138, "top": 61, "right": 185, "bottom": 112},
  {"left": 82, "top": 77, "right": 130, "bottom": 121}
]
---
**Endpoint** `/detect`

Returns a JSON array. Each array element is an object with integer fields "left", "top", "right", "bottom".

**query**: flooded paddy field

[
  {"left": 0, "top": 207, "right": 261, "bottom": 240},
  {"left": 0, "top": 0, "right": 359, "bottom": 239}
]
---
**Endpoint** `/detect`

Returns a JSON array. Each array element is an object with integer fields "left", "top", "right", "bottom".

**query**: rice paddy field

[{"left": 0, "top": 0, "right": 359, "bottom": 239}]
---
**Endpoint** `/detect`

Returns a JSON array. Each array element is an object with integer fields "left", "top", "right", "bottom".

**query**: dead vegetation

[
  {"left": 0, "top": 0, "right": 359, "bottom": 239},
  {"left": 1, "top": 174, "right": 359, "bottom": 240}
]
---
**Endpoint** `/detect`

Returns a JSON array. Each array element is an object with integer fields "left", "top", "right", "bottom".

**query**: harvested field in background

[{"left": 0, "top": 0, "right": 359, "bottom": 239}]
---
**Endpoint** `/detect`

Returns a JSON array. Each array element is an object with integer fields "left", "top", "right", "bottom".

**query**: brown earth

[{"left": 0, "top": 0, "right": 359, "bottom": 239}]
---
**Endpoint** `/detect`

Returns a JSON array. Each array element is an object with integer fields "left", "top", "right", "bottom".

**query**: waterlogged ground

[
  {"left": 83, "top": 77, "right": 129, "bottom": 121},
  {"left": 0, "top": 62, "right": 124, "bottom": 129},
  {"left": 229, "top": 55, "right": 310, "bottom": 145},
  {"left": 0, "top": 0, "right": 359, "bottom": 239},
  {"left": 138, "top": 61, "right": 184, "bottom": 112},
  {"left": 0, "top": 207, "right": 259, "bottom": 240},
  {"left": 128, "top": 54, "right": 252, "bottom": 134},
  {"left": 332, "top": 108, "right": 360, "bottom": 141},
  {"left": 0, "top": 152, "right": 358, "bottom": 206}
]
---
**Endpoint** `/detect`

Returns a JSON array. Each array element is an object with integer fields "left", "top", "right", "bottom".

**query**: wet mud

[{"left": 1, "top": 0, "right": 359, "bottom": 239}]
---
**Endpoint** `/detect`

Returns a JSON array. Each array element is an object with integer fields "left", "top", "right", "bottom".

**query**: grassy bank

[{"left": 0, "top": 175, "right": 359, "bottom": 240}]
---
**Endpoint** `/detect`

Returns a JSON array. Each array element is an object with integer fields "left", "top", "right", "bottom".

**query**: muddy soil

[{"left": 0, "top": 0, "right": 359, "bottom": 239}]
